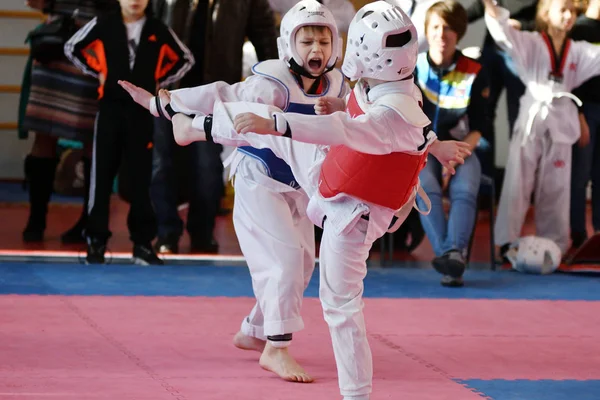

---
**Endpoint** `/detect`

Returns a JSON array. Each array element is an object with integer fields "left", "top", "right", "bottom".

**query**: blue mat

[
  {"left": 457, "top": 379, "right": 600, "bottom": 400},
  {"left": 1, "top": 263, "right": 599, "bottom": 300}
]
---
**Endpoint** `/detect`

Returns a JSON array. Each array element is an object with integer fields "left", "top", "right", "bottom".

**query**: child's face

[
  {"left": 425, "top": 13, "right": 458, "bottom": 57},
  {"left": 294, "top": 26, "right": 333, "bottom": 76},
  {"left": 546, "top": 0, "right": 576, "bottom": 31},
  {"left": 119, "top": 0, "right": 149, "bottom": 20}
]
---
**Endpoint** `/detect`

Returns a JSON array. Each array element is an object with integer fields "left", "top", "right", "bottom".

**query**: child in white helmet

[
  {"left": 138, "top": 2, "right": 470, "bottom": 398},
  {"left": 120, "top": 0, "right": 347, "bottom": 383}
]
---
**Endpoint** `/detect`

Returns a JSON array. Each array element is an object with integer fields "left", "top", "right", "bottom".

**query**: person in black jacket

[
  {"left": 65, "top": 0, "right": 194, "bottom": 264},
  {"left": 569, "top": 0, "right": 600, "bottom": 249}
]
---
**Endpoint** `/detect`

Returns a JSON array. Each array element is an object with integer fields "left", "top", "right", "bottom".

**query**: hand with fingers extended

[
  {"left": 118, "top": 80, "right": 154, "bottom": 110},
  {"left": 429, "top": 140, "right": 471, "bottom": 175},
  {"left": 118, "top": 81, "right": 172, "bottom": 117},
  {"left": 314, "top": 97, "right": 346, "bottom": 115},
  {"left": 234, "top": 113, "right": 279, "bottom": 136}
]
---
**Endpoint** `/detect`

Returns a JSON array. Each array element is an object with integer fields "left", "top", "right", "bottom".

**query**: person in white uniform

[
  {"left": 482, "top": 0, "right": 600, "bottom": 255},
  {"left": 133, "top": 3, "right": 471, "bottom": 398},
  {"left": 120, "top": 0, "right": 348, "bottom": 383}
]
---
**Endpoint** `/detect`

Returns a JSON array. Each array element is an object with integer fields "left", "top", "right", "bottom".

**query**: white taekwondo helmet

[
  {"left": 342, "top": 0, "right": 419, "bottom": 81},
  {"left": 277, "top": 0, "right": 342, "bottom": 71},
  {"left": 506, "top": 236, "right": 563, "bottom": 275}
]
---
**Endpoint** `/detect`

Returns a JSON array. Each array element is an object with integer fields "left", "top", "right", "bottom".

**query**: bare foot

[
  {"left": 233, "top": 331, "right": 266, "bottom": 352},
  {"left": 259, "top": 342, "right": 313, "bottom": 383}
]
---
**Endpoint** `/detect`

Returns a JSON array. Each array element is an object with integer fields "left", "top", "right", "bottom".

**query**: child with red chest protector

[
  {"left": 124, "top": 2, "right": 470, "bottom": 398},
  {"left": 170, "top": 3, "right": 469, "bottom": 399}
]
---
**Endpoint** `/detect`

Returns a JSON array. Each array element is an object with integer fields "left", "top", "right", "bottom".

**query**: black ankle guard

[
  {"left": 267, "top": 333, "right": 293, "bottom": 342},
  {"left": 165, "top": 103, "right": 178, "bottom": 119},
  {"left": 155, "top": 96, "right": 165, "bottom": 118},
  {"left": 204, "top": 114, "right": 214, "bottom": 142}
]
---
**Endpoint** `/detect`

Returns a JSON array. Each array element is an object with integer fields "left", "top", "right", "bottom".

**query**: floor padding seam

[
  {"left": 59, "top": 297, "right": 188, "bottom": 400},
  {"left": 369, "top": 333, "right": 494, "bottom": 400}
]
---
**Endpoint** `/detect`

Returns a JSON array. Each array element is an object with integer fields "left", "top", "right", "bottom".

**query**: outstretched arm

[
  {"left": 233, "top": 104, "right": 470, "bottom": 163},
  {"left": 118, "top": 75, "right": 288, "bottom": 119}
]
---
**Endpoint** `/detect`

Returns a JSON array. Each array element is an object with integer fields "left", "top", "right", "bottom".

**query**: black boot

[
  {"left": 22, "top": 155, "right": 58, "bottom": 242},
  {"left": 61, "top": 157, "right": 91, "bottom": 244}
]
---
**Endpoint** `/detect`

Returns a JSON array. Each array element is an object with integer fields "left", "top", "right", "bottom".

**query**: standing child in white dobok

[
  {"left": 482, "top": 0, "right": 600, "bottom": 255},
  {"left": 143, "top": 3, "right": 471, "bottom": 398},
  {"left": 120, "top": 0, "right": 348, "bottom": 383}
]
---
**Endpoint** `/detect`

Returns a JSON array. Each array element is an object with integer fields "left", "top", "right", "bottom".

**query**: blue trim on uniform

[{"left": 243, "top": 62, "right": 343, "bottom": 188}]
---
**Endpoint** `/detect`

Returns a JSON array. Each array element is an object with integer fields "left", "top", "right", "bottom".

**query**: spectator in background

[
  {"left": 569, "top": 0, "right": 600, "bottom": 249},
  {"left": 465, "top": 0, "right": 536, "bottom": 179},
  {"left": 483, "top": 0, "right": 600, "bottom": 256},
  {"left": 151, "top": 0, "right": 278, "bottom": 254},
  {"left": 395, "top": 0, "right": 448, "bottom": 53},
  {"left": 20, "top": 0, "right": 117, "bottom": 244},
  {"left": 64, "top": 0, "right": 194, "bottom": 264},
  {"left": 414, "top": 0, "right": 492, "bottom": 287}
]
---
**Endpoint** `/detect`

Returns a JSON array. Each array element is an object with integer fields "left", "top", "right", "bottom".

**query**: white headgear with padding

[
  {"left": 506, "top": 236, "right": 562, "bottom": 275},
  {"left": 277, "top": 0, "right": 341, "bottom": 70},
  {"left": 341, "top": 0, "right": 418, "bottom": 81}
]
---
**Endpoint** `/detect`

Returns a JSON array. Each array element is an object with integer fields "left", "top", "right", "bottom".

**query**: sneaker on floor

[
  {"left": 445, "top": 250, "right": 466, "bottom": 278},
  {"left": 190, "top": 236, "right": 219, "bottom": 254},
  {"left": 86, "top": 238, "right": 106, "bottom": 264},
  {"left": 431, "top": 255, "right": 448, "bottom": 276},
  {"left": 154, "top": 236, "right": 179, "bottom": 254},
  {"left": 440, "top": 275, "right": 464, "bottom": 287},
  {"left": 133, "top": 243, "right": 164, "bottom": 265}
]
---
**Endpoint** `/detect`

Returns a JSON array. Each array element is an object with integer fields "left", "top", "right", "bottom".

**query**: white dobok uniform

[
  {"left": 486, "top": 8, "right": 600, "bottom": 251},
  {"left": 201, "top": 78, "right": 436, "bottom": 399},
  {"left": 170, "top": 60, "right": 347, "bottom": 340}
]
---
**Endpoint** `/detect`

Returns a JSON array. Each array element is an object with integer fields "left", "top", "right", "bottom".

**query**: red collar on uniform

[{"left": 541, "top": 31, "right": 571, "bottom": 81}]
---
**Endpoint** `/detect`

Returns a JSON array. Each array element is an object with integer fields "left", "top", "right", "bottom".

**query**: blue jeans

[
  {"left": 570, "top": 102, "right": 600, "bottom": 238},
  {"left": 417, "top": 154, "right": 481, "bottom": 257}
]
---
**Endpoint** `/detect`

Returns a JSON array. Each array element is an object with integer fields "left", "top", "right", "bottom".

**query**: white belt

[{"left": 522, "top": 91, "right": 582, "bottom": 146}]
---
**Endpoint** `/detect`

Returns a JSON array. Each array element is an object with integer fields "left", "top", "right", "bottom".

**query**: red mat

[{"left": 2, "top": 296, "right": 599, "bottom": 399}]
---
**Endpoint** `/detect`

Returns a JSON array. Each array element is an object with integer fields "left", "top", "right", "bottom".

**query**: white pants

[
  {"left": 495, "top": 128, "right": 571, "bottom": 252},
  {"left": 211, "top": 103, "right": 407, "bottom": 399},
  {"left": 234, "top": 158, "right": 316, "bottom": 339}
]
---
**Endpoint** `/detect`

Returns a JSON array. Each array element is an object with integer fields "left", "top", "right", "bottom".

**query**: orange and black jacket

[{"left": 64, "top": 12, "right": 194, "bottom": 102}]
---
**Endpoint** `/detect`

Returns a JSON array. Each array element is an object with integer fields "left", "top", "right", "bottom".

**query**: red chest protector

[{"left": 318, "top": 90, "right": 428, "bottom": 210}]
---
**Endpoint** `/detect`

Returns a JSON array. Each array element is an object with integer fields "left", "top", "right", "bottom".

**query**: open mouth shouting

[{"left": 307, "top": 57, "right": 323, "bottom": 71}]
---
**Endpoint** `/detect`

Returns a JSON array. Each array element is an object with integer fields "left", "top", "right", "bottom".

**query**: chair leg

[
  {"left": 380, "top": 233, "right": 386, "bottom": 266},
  {"left": 489, "top": 182, "right": 496, "bottom": 271},
  {"left": 388, "top": 233, "right": 394, "bottom": 262}
]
